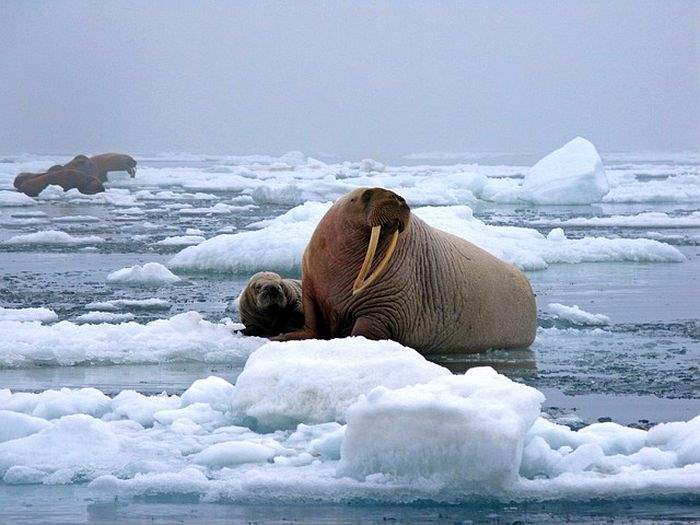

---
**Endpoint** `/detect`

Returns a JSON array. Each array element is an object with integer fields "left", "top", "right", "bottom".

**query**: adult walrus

[
  {"left": 16, "top": 169, "right": 105, "bottom": 197},
  {"left": 238, "top": 272, "right": 304, "bottom": 337},
  {"left": 14, "top": 155, "right": 99, "bottom": 189},
  {"left": 274, "top": 187, "right": 537, "bottom": 353},
  {"left": 89, "top": 153, "right": 137, "bottom": 181}
]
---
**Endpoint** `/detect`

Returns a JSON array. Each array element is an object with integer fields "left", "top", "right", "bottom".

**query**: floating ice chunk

[
  {"left": 154, "top": 235, "right": 206, "bottom": 246},
  {"left": 193, "top": 441, "right": 276, "bottom": 468},
  {"left": 359, "top": 158, "right": 385, "bottom": 173},
  {"left": 181, "top": 376, "right": 235, "bottom": 413},
  {"left": 338, "top": 367, "right": 544, "bottom": 486},
  {"left": 0, "top": 311, "right": 264, "bottom": 368},
  {"left": 84, "top": 298, "right": 172, "bottom": 311},
  {"left": 0, "top": 191, "right": 37, "bottom": 207},
  {"left": 178, "top": 203, "right": 256, "bottom": 215},
  {"left": 169, "top": 201, "right": 332, "bottom": 274},
  {"left": 153, "top": 402, "right": 226, "bottom": 427},
  {"left": 75, "top": 312, "right": 136, "bottom": 324},
  {"left": 0, "top": 307, "right": 58, "bottom": 323},
  {"left": 530, "top": 211, "right": 700, "bottom": 228},
  {"left": 51, "top": 215, "right": 101, "bottom": 223},
  {"left": 0, "top": 410, "right": 51, "bottom": 443},
  {"left": 546, "top": 303, "right": 610, "bottom": 326},
  {"left": 3, "top": 465, "right": 47, "bottom": 484},
  {"left": 4, "top": 230, "right": 105, "bottom": 245},
  {"left": 110, "top": 391, "right": 181, "bottom": 427},
  {"left": 646, "top": 417, "right": 700, "bottom": 466},
  {"left": 169, "top": 200, "right": 683, "bottom": 273},
  {"left": 519, "top": 138, "right": 609, "bottom": 205},
  {"left": 0, "top": 387, "right": 111, "bottom": 420},
  {"left": 602, "top": 174, "right": 700, "bottom": 203},
  {"left": 231, "top": 337, "right": 450, "bottom": 431},
  {"left": 185, "top": 228, "right": 205, "bottom": 236},
  {"left": 107, "top": 262, "right": 181, "bottom": 285}
]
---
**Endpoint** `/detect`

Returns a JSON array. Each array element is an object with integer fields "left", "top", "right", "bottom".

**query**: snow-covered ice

[
  {"left": 84, "top": 298, "right": 172, "bottom": 311},
  {"left": 0, "top": 307, "right": 58, "bottom": 323},
  {"left": 4, "top": 230, "right": 105, "bottom": 245},
  {"left": 170, "top": 202, "right": 684, "bottom": 273},
  {"left": 231, "top": 338, "right": 449, "bottom": 430},
  {"left": 154, "top": 235, "right": 206, "bottom": 246},
  {"left": 0, "top": 312, "right": 263, "bottom": 367},
  {"left": 546, "top": 303, "right": 611, "bottom": 326},
  {"left": 0, "top": 338, "right": 694, "bottom": 503},
  {"left": 0, "top": 191, "right": 37, "bottom": 207},
  {"left": 107, "top": 263, "right": 181, "bottom": 285},
  {"left": 518, "top": 137, "right": 610, "bottom": 205},
  {"left": 530, "top": 211, "right": 700, "bottom": 228},
  {"left": 75, "top": 312, "right": 136, "bottom": 324}
]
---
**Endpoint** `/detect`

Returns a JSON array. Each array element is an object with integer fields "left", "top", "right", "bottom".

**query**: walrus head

[
  {"left": 343, "top": 187, "right": 410, "bottom": 295},
  {"left": 248, "top": 271, "right": 290, "bottom": 311}
]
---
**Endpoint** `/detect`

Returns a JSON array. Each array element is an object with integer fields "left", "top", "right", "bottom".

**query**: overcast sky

[{"left": 1, "top": 1, "right": 697, "bottom": 159}]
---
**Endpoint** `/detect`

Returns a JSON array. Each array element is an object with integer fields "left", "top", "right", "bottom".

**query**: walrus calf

[
  {"left": 238, "top": 272, "right": 304, "bottom": 337},
  {"left": 16, "top": 169, "right": 105, "bottom": 197},
  {"left": 274, "top": 187, "right": 537, "bottom": 354},
  {"left": 89, "top": 153, "right": 137, "bottom": 181}
]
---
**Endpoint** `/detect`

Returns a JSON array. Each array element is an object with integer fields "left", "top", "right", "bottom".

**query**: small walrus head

[
  {"left": 82, "top": 176, "right": 106, "bottom": 195},
  {"left": 247, "top": 271, "right": 289, "bottom": 310},
  {"left": 340, "top": 187, "right": 411, "bottom": 295}
]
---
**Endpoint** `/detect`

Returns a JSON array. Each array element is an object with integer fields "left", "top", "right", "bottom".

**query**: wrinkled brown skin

[
  {"left": 16, "top": 169, "right": 105, "bottom": 197},
  {"left": 273, "top": 187, "right": 537, "bottom": 354},
  {"left": 89, "top": 153, "right": 137, "bottom": 181},
  {"left": 238, "top": 272, "right": 304, "bottom": 337}
]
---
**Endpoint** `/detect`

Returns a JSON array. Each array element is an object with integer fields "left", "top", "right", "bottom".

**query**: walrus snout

[{"left": 256, "top": 282, "right": 287, "bottom": 309}]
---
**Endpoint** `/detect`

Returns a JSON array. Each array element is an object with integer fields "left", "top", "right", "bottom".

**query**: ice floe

[
  {"left": 530, "top": 211, "right": 700, "bottom": 228},
  {"left": 230, "top": 338, "right": 449, "bottom": 430},
  {"left": 545, "top": 303, "right": 611, "bottom": 326},
  {"left": 154, "top": 235, "right": 206, "bottom": 246},
  {"left": 170, "top": 202, "right": 685, "bottom": 273},
  {"left": 84, "top": 298, "right": 172, "bottom": 311},
  {"left": 518, "top": 137, "right": 610, "bottom": 205},
  {"left": 107, "top": 263, "right": 181, "bottom": 285},
  {"left": 0, "top": 338, "right": 695, "bottom": 503},
  {"left": 0, "top": 191, "right": 36, "bottom": 207},
  {"left": 75, "top": 312, "right": 136, "bottom": 324},
  {"left": 0, "top": 307, "right": 58, "bottom": 323},
  {"left": 4, "top": 230, "right": 105, "bottom": 245},
  {"left": 0, "top": 311, "right": 262, "bottom": 367}
]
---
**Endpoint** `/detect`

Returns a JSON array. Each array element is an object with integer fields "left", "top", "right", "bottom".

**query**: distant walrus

[
  {"left": 14, "top": 155, "right": 99, "bottom": 189},
  {"left": 16, "top": 169, "right": 105, "bottom": 197},
  {"left": 238, "top": 272, "right": 304, "bottom": 337},
  {"left": 273, "top": 187, "right": 537, "bottom": 353},
  {"left": 89, "top": 153, "right": 137, "bottom": 181}
]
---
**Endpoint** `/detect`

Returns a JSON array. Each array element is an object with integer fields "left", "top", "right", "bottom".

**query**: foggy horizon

[{"left": 1, "top": 1, "right": 698, "bottom": 159}]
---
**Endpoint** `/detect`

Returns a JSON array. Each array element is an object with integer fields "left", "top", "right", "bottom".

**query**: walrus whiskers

[{"left": 352, "top": 227, "right": 399, "bottom": 295}]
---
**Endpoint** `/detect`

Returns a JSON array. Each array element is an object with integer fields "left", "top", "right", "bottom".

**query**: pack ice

[
  {"left": 0, "top": 338, "right": 696, "bottom": 503},
  {"left": 169, "top": 203, "right": 684, "bottom": 273}
]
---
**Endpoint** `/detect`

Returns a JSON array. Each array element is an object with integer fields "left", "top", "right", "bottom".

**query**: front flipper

[{"left": 350, "top": 316, "right": 392, "bottom": 340}]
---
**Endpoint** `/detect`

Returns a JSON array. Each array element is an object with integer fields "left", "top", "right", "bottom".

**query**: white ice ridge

[
  {"left": 107, "top": 262, "right": 181, "bottom": 285},
  {"left": 529, "top": 211, "right": 700, "bottom": 228},
  {"left": 0, "top": 311, "right": 264, "bottom": 368},
  {"left": 0, "top": 339, "right": 696, "bottom": 503},
  {"left": 84, "top": 298, "right": 172, "bottom": 311},
  {"left": 154, "top": 235, "right": 206, "bottom": 246},
  {"left": 75, "top": 312, "right": 136, "bottom": 324},
  {"left": 169, "top": 202, "right": 684, "bottom": 273},
  {"left": 0, "top": 190, "right": 36, "bottom": 207},
  {"left": 545, "top": 303, "right": 611, "bottom": 326},
  {"left": 0, "top": 307, "right": 58, "bottom": 323},
  {"left": 4, "top": 230, "right": 105, "bottom": 245}
]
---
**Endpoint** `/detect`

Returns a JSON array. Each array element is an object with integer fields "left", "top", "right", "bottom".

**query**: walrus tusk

[
  {"left": 352, "top": 226, "right": 399, "bottom": 295},
  {"left": 352, "top": 226, "right": 380, "bottom": 294}
]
